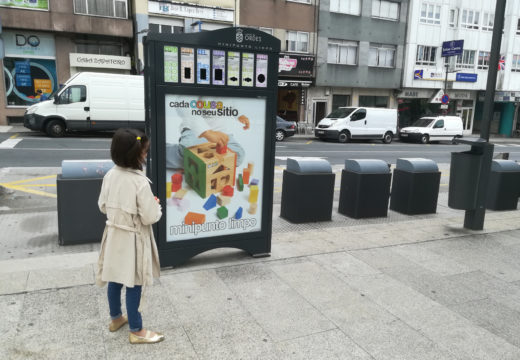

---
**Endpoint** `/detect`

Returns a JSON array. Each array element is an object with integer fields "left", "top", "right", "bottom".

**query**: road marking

[
  {"left": 0, "top": 138, "right": 22, "bottom": 149},
  {"left": 306, "top": 140, "right": 313, "bottom": 144},
  {"left": 9, "top": 133, "right": 19, "bottom": 139},
  {"left": 0, "top": 174, "right": 57, "bottom": 198}
]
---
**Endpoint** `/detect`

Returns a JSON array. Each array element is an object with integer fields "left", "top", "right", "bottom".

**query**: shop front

[
  {"left": 474, "top": 91, "right": 520, "bottom": 137},
  {"left": 277, "top": 54, "right": 314, "bottom": 124},
  {"left": 69, "top": 53, "right": 132, "bottom": 75},
  {"left": 2, "top": 30, "right": 58, "bottom": 110}
]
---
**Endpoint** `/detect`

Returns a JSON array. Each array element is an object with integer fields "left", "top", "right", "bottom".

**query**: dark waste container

[
  {"left": 338, "top": 159, "right": 391, "bottom": 219},
  {"left": 390, "top": 158, "right": 441, "bottom": 215},
  {"left": 57, "top": 160, "right": 113, "bottom": 245},
  {"left": 448, "top": 150, "right": 483, "bottom": 210},
  {"left": 486, "top": 160, "right": 520, "bottom": 210},
  {"left": 280, "top": 158, "right": 335, "bottom": 223}
]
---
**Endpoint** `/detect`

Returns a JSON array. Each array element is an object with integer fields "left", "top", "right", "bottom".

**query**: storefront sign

[
  {"left": 0, "top": 0, "right": 48, "bottom": 10},
  {"left": 69, "top": 53, "right": 131, "bottom": 70},
  {"left": 414, "top": 69, "right": 448, "bottom": 81},
  {"left": 277, "top": 80, "right": 311, "bottom": 87},
  {"left": 450, "top": 91, "right": 472, "bottom": 100},
  {"left": 278, "top": 54, "right": 314, "bottom": 78},
  {"left": 482, "top": 91, "right": 520, "bottom": 102},
  {"left": 456, "top": 73, "right": 477, "bottom": 82},
  {"left": 397, "top": 89, "right": 433, "bottom": 98},
  {"left": 148, "top": 1, "right": 233, "bottom": 22},
  {"left": 3, "top": 30, "right": 55, "bottom": 58}
]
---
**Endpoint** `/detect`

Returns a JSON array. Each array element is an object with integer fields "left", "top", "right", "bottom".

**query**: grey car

[{"left": 276, "top": 116, "right": 296, "bottom": 141}]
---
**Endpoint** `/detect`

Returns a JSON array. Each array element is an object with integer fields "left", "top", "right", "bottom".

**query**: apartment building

[
  {"left": 0, "top": 0, "right": 134, "bottom": 125},
  {"left": 401, "top": 0, "right": 520, "bottom": 136},
  {"left": 133, "top": 0, "right": 235, "bottom": 74},
  {"left": 239, "top": 0, "right": 317, "bottom": 125},
  {"left": 311, "top": 0, "right": 408, "bottom": 126}
]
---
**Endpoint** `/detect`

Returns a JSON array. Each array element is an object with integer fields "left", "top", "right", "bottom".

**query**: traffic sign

[
  {"left": 441, "top": 94, "right": 450, "bottom": 104},
  {"left": 442, "top": 40, "right": 464, "bottom": 57},
  {"left": 440, "top": 104, "right": 449, "bottom": 110}
]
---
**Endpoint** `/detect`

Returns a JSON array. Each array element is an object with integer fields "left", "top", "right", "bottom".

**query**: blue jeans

[
  {"left": 166, "top": 129, "right": 245, "bottom": 169},
  {"left": 107, "top": 282, "right": 142, "bottom": 332}
]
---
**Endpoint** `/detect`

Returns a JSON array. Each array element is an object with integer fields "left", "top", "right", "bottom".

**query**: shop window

[
  {"left": 482, "top": 12, "right": 494, "bottom": 31},
  {"left": 517, "top": 19, "right": 520, "bottom": 35},
  {"left": 449, "top": 9, "right": 459, "bottom": 28},
  {"left": 286, "top": 31, "right": 309, "bottom": 53},
  {"left": 330, "top": 0, "right": 361, "bottom": 16},
  {"left": 456, "top": 50, "right": 476, "bottom": 69},
  {"left": 74, "top": 0, "right": 127, "bottom": 19},
  {"left": 512, "top": 55, "right": 520, "bottom": 72},
  {"left": 372, "top": 0, "right": 399, "bottom": 21},
  {"left": 359, "top": 96, "right": 388, "bottom": 108},
  {"left": 420, "top": 3, "right": 441, "bottom": 25},
  {"left": 461, "top": 9, "right": 480, "bottom": 29},
  {"left": 327, "top": 40, "right": 358, "bottom": 65},
  {"left": 76, "top": 41, "right": 123, "bottom": 56},
  {"left": 477, "top": 51, "right": 490, "bottom": 70},
  {"left": 416, "top": 45, "right": 436, "bottom": 66},
  {"left": 3, "top": 57, "right": 58, "bottom": 106},
  {"left": 332, "top": 95, "right": 350, "bottom": 110},
  {"left": 369, "top": 43, "right": 396, "bottom": 68}
]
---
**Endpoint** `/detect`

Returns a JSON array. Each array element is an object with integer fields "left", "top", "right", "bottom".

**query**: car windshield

[
  {"left": 325, "top": 107, "right": 356, "bottom": 119},
  {"left": 413, "top": 118, "right": 435, "bottom": 127}
]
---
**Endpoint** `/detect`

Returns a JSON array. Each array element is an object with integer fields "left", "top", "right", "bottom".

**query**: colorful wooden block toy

[
  {"left": 171, "top": 173, "right": 182, "bottom": 192},
  {"left": 203, "top": 194, "right": 217, "bottom": 210},
  {"left": 217, "top": 194, "right": 231, "bottom": 206},
  {"left": 184, "top": 212, "right": 205, "bottom": 225},
  {"left": 249, "top": 185, "right": 259, "bottom": 203},
  {"left": 237, "top": 174, "right": 244, "bottom": 191},
  {"left": 217, "top": 206, "right": 228, "bottom": 219},
  {"left": 234, "top": 207, "right": 243, "bottom": 219},
  {"left": 183, "top": 143, "right": 237, "bottom": 198}
]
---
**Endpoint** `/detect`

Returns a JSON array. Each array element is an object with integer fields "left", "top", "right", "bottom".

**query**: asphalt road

[{"left": 1, "top": 130, "right": 520, "bottom": 167}]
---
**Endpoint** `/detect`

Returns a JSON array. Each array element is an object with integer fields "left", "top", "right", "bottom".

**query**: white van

[
  {"left": 315, "top": 107, "right": 398, "bottom": 144},
  {"left": 399, "top": 116, "right": 463, "bottom": 144},
  {"left": 24, "top": 72, "right": 144, "bottom": 137}
]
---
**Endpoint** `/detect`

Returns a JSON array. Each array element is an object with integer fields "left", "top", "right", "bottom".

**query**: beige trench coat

[{"left": 96, "top": 166, "right": 162, "bottom": 288}]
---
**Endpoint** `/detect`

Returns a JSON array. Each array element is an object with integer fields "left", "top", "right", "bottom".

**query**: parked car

[
  {"left": 276, "top": 116, "right": 296, "bottom": 141},
  {"left": 314, "top": 107, "right": 397, "bottom": 144},
  {"left": 399, "top": 116, "right": 463, "bottom": 144}
]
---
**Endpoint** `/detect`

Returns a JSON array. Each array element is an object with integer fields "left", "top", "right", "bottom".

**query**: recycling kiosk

[
  {"left": 144, "top": 28, "right": 280, "bottom": 267},
  {"left": 338, "top": 159, "right": 391, "bottom": 219},
  {"left": 56, "top": 160, "right": 114, "bottom": 245},
  {"left": 390, "top": 158, "right": 441, "bottom": 215},
  {"left": 280, "top": 158, "right": 335, "bottom": 223},
  {"left": 486, "top": 160, "right": 520, "bottom": 210}
]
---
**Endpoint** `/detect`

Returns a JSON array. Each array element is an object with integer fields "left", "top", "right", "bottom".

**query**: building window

[
  {"left": 330, "top": 0, "right": 361, "bottom": 16},
  {"left": 74, "top": 0, "right": 127, "bottom": 19},
  {"left": 75, "top": 41, "right": 123, "bottom": 56},
  {"left": 327, "top": 40, "right": 358, "bottom": 65},
  {"left": 259, "top": 27, "right": 274, "bottom": 35},
  {"left": 286, "top": 31, "right": 309, "bottom": 53},
  {"left": 332, "top": 95, "right": 350, "bottom": 110},
  {"left": 369, "top": 43, "right": 396, "bottom": 67},
  {"left": 461, "top": 9, "right": 480, "bottom": 29},
  {"left": 286, "top": 0, "right": 311, "bottom": 3},
  {"left": 149, "top": 23, "right": 182, "bottom": 34},
  {"left": 449, "top": 9, "right": 458, "bottom": 28},
  {"left": 512, "top": 54, "right": 520, "bottom": 72},
  {"left": 359, "top": 96, "right": 388, "bottom": 108},
  {"left": 416, "top": 45, "right": 437, "bottom": 66},
  {"left": 482, "top": 12, "right": 494, "bottom": 31},
  {"left": 517, "top": 19, "right": 520, "bottom": 35},
  {"left": 420, "top": 3, "right": 441, "bottom": 25},
  {"left": 477, "top": 51, "right": 490, "bottom": 70},
  {"left": 372, "top": 0, "right": 399, "bottom": 21},
  {"left": 456, "top": 50, "right": 476, "bottom": 69}
]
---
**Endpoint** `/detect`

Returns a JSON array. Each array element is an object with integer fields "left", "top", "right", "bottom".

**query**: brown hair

[{"left": 110, "top": 128, "right": 149, "bottom": 170}]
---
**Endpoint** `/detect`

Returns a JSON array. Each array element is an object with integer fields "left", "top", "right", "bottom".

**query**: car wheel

[
  {"left": 420, "top": 134, "right": 429, "bottom": 144},
  {"left": 46, "top": 119, "right": 66, "bottom": 137},
  {"left": 383, "top": 132, "right": 393, "bottom": 144},
  {"left": 451, "top": 135, "right": 461, "bottom": 145},
  {"left": 275, "top": 130, "right": 285, "bottom": 141},
  {"left": 338, "top": 131, "right": 350, "bottom": 143}
]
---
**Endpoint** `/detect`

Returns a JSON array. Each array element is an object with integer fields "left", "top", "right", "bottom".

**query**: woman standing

[{"left": 96, "top": 128, "right": 164, "bottom": 344}]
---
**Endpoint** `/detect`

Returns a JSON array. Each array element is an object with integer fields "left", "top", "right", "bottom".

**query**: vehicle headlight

[{"left": 25, "top": 105, "right": 37, "bottom": 115}]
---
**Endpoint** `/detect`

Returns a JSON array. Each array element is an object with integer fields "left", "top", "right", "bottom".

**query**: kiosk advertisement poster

[{"left": 165, "top": 94, "right": 266, "bottom": 241}]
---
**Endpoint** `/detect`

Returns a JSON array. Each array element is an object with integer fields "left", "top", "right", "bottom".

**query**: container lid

[
  {"left": 491, "top": 160, "right": 520, "bottom": 172},
  {"left": 396, "top": 158, "right": 439, "bottom": 172},
  {"left": 286, "top": 157, "right": 332, "bottom": 174},
  {"left": 345, "top": 159, "right": 389, "bottom": 173}
]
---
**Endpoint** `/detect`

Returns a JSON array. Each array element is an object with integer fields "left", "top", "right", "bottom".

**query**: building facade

[
  {"left": 312, "top": 0, "right": 408, "bottom": 127},
  {"left": 239, "top": 0, "right": 317, "bottom": 126},
  {"left": 402, "top": 0, "right": 520, "bottom": 136},
  {"left": 0, "top": 0, "right": 134, "bottom": 125}
]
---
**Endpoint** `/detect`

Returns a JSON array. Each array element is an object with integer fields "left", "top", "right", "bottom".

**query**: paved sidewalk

[{"left": 2, "top": 206, "right": 520, "bottom": 359}]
